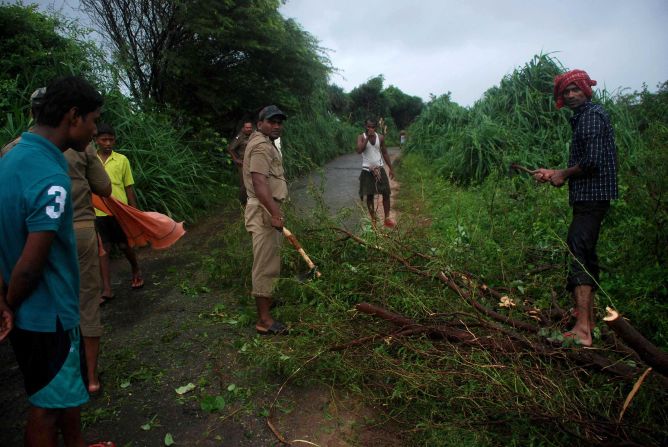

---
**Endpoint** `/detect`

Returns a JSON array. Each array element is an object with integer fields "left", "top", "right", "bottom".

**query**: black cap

[{"left": 259, "top": 105, "right": 287, "bottom": 121}]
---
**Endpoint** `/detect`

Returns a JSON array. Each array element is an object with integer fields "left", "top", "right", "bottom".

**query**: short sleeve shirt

[
  {"left": 242, "top": 131, "right": 288, "bottom": 201},
  {"left": 229, "top": 132, "right": 250, "bottom": 160},
  {"left": 65, "top": 144, "right": 111, "bottom": 222},
  {"left": 95, "top": 150, "right": 135, "bottom": 216},
  {"left": 0, "top": 132, "right": 80, "bottom": 332}
]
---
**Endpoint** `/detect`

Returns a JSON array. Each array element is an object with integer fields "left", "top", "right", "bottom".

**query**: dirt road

[{"left": 0, "top": 149, "right": 402, "bottom": 446}]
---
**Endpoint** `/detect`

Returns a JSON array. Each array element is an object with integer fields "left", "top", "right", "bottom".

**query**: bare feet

[
  {"left": 563, "top": 329, "right": 592, "bottom": 347},
  {"left": 88, "top": 379, "right": 101, "bottom": 394}
]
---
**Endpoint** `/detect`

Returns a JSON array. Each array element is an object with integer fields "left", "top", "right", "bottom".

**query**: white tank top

[{"left": 361, "top": 133, "right": 383, "bottom": 169}]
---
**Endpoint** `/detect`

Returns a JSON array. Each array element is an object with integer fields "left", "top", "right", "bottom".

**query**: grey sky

[
  {"left": 280, "top": 0, "right": 668, "bottom": 105},
  {"left": 31, "top": 0, "right": 668, "bottom": 106}
]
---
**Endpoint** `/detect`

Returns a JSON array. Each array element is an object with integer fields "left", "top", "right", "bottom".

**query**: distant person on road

[
  {"left": 243, "top": 105, "right": 289, "bottom": 335},
  {"left": 399, "top": 130, "right": 407, "bottom": 149},
  {"left": 0, "top": 75, "right": 103, "bottom": 446},
  {"left": 227, "top": 120, "right": 254, "bottom": 204},
  {"left": 356, "top": 118, "right": 395, "bottom": 228},
  {"left": 95, "top": 123, "right": 144, "bottom": 300},
  {"left": 2, "top": 87, "right": 113, "bottom": 395},
  {"left": 534, "top": 69, "right": 618, "bottom": 347}
]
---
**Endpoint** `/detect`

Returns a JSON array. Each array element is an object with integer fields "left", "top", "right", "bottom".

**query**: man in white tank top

[{"left": 356, "top": 118, "right": 395, "bottom": 227}]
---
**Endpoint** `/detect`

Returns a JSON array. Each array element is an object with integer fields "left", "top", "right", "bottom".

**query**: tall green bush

[
  {"left": 99, "top": 91, "right": 223, "bottom": 221},
  {"left": 406, "top": 52, "right": 668, "bottom": 345}
]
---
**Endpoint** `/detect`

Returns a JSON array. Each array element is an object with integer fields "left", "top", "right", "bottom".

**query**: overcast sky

[
  {"left": 280, "top": 0, "right": 668, "bottom": 106},
  {"left": 33, "top": 0, "right": 668, "bottom": 106}
]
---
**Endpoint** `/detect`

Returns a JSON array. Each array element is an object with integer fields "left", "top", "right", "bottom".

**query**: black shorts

[
  {"left": 96, "top": 215, "right": 128, "bottom": 245},
  {"left": 9, "top": 319, "right": 89, "bottom": 408},
  {"left": 566, "top": 201, "right": 610, "bottom": 290},
  {"left": 359, "top": 168, "right": 390, "bottom": 199}
]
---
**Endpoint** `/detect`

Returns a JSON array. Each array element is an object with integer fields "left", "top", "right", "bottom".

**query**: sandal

[
  {"left": 131, "top": 275, "right": 144, "bottom": 289},
  {"left": 88, "top": 443, "right": 115, "bottom": 447},
  {"left": 256, "top": 321, "right": 288, "bottom": 336}
]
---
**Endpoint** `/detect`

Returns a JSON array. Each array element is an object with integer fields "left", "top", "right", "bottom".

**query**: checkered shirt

[{"left": 567, "top": 101, "right": 618, "bottom": 205}]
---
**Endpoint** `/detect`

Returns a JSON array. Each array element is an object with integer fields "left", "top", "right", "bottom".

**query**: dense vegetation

[
  {"left": 204, "top": 54, "right": 667, "bottom": 446},
  {"left": 405, "top": 53, "right": 668, "bottom": 347},
  {"left": 3, "top": 3, "right": 666, "bottom": 445}
]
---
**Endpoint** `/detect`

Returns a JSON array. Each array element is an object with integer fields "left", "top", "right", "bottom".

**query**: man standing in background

[
  {"left": 95, "top": 123, "right": 143, "bottom": 299},
  {"left": 356, "top": 118, "right": 395, "bottom": 228},
  {"left": 534, "top": 69, "right": 618, "bottom": 347},
  {"left": 227, "top": 120, "right": 254, "bottom": 204}
]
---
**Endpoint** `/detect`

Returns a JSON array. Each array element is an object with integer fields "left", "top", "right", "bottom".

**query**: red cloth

[
  {"left": 553, "top": 69, "right": 597, "bottom": 109},
  {"left": 92, "top": 195, "right": 185, "bottom": 249}
]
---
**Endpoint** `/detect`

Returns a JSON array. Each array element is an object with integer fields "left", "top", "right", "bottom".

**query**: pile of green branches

[{"left": 206, "top": 185, "right": 667, "bottom": 445}]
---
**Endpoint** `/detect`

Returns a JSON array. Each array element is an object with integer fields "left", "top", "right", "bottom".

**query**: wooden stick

[
  {"left": 618, "top": 367, "right": 652, "bottom": 423},
  {"left": 283, "top": 227, "right": 322, "bottom": 278},
  {"left": 510, "top": 163, "right": 537, "bottom": 175}
]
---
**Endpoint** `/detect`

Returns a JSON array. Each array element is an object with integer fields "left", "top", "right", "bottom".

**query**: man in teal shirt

[{"left": 0, "top": 76, "right": 103, "bottom": 446}]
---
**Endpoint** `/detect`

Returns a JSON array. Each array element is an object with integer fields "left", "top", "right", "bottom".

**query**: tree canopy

[
  {"left": 327, "top": 75, "right": 424, "bottom": 131},
  {"left": 80, "top": 0, "right": 331, "bottom": 129}
]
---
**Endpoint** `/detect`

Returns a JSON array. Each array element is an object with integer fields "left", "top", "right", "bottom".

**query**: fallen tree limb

[
  {"left": 329, "top": 326, "right": 427, "bottom": 351},
  {"left": 604, "top": 307, "right": 668, "bottom": 377},
  {"left": 436, "top": 271, "right": 540, "bottom": 334},
  {"left": 331, "top": 228, "right": 668, "bottom": 385},
  {"left": 353, "top": 302, "right": 668, "bottom": 385}
]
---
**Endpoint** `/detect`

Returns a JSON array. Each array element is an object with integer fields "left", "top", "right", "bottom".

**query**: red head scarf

[{"left": 553, "top": 69, "right": 597, "bottom": 109}]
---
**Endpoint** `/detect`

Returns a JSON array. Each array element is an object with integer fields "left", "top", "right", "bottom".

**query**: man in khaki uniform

[
  {"left": 64, "top": 145, "right": 111, "bottom": 393},
  {"left": 228, "top": 121, "right": 254, "bottom": 204},
  {"left": 243, "top": 105, "right": 288, "bottom": 335}
]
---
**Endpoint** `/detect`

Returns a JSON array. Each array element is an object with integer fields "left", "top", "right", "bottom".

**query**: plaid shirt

[{"left": 567, "top": 101, "right": 618, "bottom": 204}]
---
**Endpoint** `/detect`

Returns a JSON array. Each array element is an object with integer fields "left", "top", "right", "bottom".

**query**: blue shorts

[{"left": 9, "top": 319, "right": 89, "bottom": 408}]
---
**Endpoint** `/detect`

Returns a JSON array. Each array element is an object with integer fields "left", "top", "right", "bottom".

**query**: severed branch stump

[{"left": 604, "top": 307, "right": 668, "bottom": 377}]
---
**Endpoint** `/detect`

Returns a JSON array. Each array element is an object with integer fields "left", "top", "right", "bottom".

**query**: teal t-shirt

[{"left": 0, "top": 132, "right": 80, "bottom": 332}]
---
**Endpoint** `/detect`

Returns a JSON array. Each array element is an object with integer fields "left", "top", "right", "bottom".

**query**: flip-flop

[
  {"left": 131, "top": 276, "right": 144, "bottom": 289},
  {"left": 88, "top": 443, "right": 116, "bottom": 447},
  {"left": 256, "top": 321, "right": 288, "bottom": 336}
]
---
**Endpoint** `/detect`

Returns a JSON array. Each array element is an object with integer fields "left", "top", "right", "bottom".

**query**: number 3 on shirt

[{"left": 46, "top": 185, "right": 67, "bottom": 219}]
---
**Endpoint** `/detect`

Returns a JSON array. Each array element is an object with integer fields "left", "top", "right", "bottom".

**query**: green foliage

[
  {"left": 384, "top": 84, "right": 424, "bottom": 130},
  {"left": 81, "top": 0, "right": 332, "bottom": 133},
  {"left": 99, "top": 91, "right": 223, "bottom": 221},
  {"left": 280, "top": 88, "right": 359, "bottom": 178},
  {"left": 406, "top": 52, "right": 668, "bottom": 344},
  {"left": 205, "top": 170, "right": 667, "bottom": 445},
  {"left": 407, "top": 53, "right": 571, "bottom": 183},
  {"left": 0, "top": 3, "right": 105, "bottom": 131},
  {"left": 348, "top": 75, "right": 390, "bottom": 124},
  {"left": 329, "top": 76, "right": 423, "bottom": 144}
]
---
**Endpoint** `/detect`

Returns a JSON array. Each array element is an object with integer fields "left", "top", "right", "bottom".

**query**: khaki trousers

[
  {"left": 244, "top": 199, "right": 283, "bottom": 298},
  {"left": 75, "top": 222, "right": 103, "bottom": 337}
]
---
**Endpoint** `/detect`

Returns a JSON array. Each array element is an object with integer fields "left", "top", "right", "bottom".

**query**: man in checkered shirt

[{"left": 534, "top": 69, "right": 618, "bottom": 347}]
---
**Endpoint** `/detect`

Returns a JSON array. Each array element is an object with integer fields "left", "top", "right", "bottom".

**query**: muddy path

[{"left": 0, "top": 149, "right": 402, "bottom": 446}]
